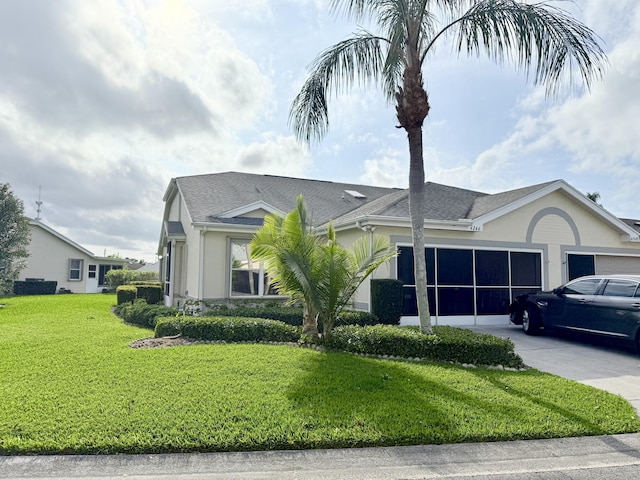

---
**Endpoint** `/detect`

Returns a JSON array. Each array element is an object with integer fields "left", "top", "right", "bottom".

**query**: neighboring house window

[
  {"left": 69, "top": 259, "right": 83, "bottom": 281},
  {"left": 98, "top": 264, "right": 123, "bottom": 286},
  {"left": 398, "top": 246, "right": 542, "bottom": 317},
  {"left": 230, "top": 239, "right": 277, "bottom": 297},
  {"left": 88, "top": 265, "right": 97, "bottom": 279}
]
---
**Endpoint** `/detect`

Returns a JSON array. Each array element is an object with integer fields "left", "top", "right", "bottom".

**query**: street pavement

[{"left": 2, "top": 324, "right": 640, "bottom": 479}]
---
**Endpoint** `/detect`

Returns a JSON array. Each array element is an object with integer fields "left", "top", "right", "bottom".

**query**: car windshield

[{"left": 562, "top": 278, "right": 601, "bottom": 295}]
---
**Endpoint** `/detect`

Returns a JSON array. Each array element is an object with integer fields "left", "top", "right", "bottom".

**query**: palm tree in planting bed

[
  {"left": 289, "top": 0, "right": 606, "bottom": 334},
  {"left": 250, "top": 195, "right": 397, "bottom": 340}
]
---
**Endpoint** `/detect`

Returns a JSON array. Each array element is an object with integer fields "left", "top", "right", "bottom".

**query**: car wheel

[{"left": 522, "top": 306, "right": 541, "bottom": 336}]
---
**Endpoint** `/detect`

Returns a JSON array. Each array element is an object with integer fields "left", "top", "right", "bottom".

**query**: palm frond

[
  {"left": 446, "top": 0, "right": 606, "bottom": 95},
  {"left": 289, "top": 33, "right": 387, "bottom": 143}
]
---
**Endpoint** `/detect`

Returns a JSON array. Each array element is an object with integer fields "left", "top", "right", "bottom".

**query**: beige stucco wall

[
  {"left": 21, "top": 224, "right": 93, "bottom": 293},
  {"left": 201, "top": 231, "right": 235, "bottom": 300}
]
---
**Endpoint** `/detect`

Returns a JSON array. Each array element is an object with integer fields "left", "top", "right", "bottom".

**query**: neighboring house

[
  {"left": 158, "top": 172, "right": 640, "bottom": 326},
  {"left": 20, "top": 219, "right": 128, "bottom": 293}
]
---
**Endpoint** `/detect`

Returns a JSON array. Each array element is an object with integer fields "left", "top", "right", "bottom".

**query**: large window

[
  {"left": 98, "top": 264, "right": 123, "bottom": 286},
  {"left": 398, "top": 247, "right": 542, "bottom": 317},
  {"left": 230, "top": 240, "right": 277, "bottom": 297}
]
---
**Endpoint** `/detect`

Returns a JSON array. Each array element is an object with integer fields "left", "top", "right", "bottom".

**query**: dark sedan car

[{"left": 509, "top": 274, "right": 640, "bottom": 348}]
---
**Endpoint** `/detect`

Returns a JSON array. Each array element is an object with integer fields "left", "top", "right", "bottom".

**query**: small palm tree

[
  {"left": 250, "top": 195, "right": 397, "bottom": 339},
  {"left": 250, "top": 196, "right": 322, "bottom": 338},
  {"left": 290, "top": 0, "right": 607, "bottom": 334},
  {"left": 315, "top": 222, "right": 398, "bottom": 337}
]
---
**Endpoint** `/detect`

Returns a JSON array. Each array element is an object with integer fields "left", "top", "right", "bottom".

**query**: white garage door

[{"left": 596, "top": 255, "right": 640, "bottom": 275}]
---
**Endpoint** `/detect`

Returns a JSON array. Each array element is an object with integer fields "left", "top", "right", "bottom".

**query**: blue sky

[{"left": 1, "top": 0, "right": 639, "bottom": 262}]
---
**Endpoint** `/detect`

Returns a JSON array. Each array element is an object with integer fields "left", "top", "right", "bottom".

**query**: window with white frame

[
  {"left": 69, "top": 259, "right": 83, "bottom": 281},
  {"left": 230, "top": 239, "right": 277, "bottom": 297}
]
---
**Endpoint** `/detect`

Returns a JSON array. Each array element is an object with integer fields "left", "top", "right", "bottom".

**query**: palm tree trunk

[
  {"left": 302, "top": 304, "right": 319, "bottom": 339},
  {"left": 407, "top": 126, "right": 433, "bottom": 335}
]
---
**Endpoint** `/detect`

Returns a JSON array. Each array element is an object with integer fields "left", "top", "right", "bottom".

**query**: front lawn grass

[{"left": 1, "top": 294, "right": 639, "bottom": 455}]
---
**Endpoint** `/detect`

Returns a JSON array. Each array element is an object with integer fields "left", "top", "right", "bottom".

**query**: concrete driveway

[{"left": 468, "top": 324, "right": 640, "bottom": 414}]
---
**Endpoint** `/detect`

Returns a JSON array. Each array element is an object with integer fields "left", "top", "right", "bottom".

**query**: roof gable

[
  {"left": 30, "top": 219, "right": 95, "bottom": 257},
  {"left": 219, "top": 201, "right": 283, "bottom": 219}
]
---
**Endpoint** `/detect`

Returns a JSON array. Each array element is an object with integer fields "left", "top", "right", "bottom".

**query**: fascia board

[
  {"left": 193, "top": 223, "right": 261, "bottom": 235},
  {"left": 329, "top": 215, "right": 476, "bottom": 233}
]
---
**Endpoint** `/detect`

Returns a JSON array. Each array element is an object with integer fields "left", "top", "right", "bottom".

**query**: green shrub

[
  {"left": 370, "top": 279, "right": 404, "bottom": 325},
  {"left": 116, "top": 286, "right": 137, "bottom": 305},
  {"left": 325, "top": 324, "right": 524, "bottom": 368},
  {"left": 208, "top": 305, "right": 378, "bottom": 331},
  {"left": 208, "top": 305, "right": 304, "bottom": 327},
  {"left": 333, "top": 310, "right": 379, "bottom": 327},
  {"left": 427, "top": 326, "right": 525, "bottom": 368},
  {"left": 13, "top": 280, "right": 58, "bottom": 295},
  {"left": 130, "top": 284, "right": 163, "bottom": 305},
  {"left": 155, "top": 316, "right": 301, "bottom": 343},
  {"left": 105, "top": 269, "right": 159, "bottom": 288},
  {"left": 116, "top": 299, "right": 177, "bottom": 329}
]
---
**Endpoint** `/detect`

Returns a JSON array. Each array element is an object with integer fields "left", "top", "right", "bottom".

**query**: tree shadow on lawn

[
  {"left": 467, "top": 368, "right": 625, "bottom": 436},
  {"left": 284, "top": 351, "right": 609, "bottom": 449}
]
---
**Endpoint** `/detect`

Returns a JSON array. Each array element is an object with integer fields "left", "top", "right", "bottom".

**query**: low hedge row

[
  {"left": 13, "top": 280, "right": 57, "bottom": 295},
  {"left": 116, "top": 300, "right": 178, "bottom": 329},
  {"left": 155, "top": 316, "right": 301, "bottom": 343},
  {"left": 207, "top": 305, "right": 379, "bottom": 330},
  {"left": 325, "top": 325, "right": 525, "bottom": 368},
  {"left": 127, "top": 302, "right": 524, "bottom": 368}
]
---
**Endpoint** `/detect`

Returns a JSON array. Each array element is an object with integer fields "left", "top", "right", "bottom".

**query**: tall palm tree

[{"left": 289, "top": 0, "right": 606, "bottom": 334}]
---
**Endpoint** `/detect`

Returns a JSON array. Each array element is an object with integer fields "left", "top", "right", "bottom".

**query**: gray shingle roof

[
  {"left": 465, "top": 181, "right": 557, "bottom": 219},
  {"left": 165, "top": 221, "right": 186, "bottom": 237},
  {"left": 173, "top": 172, "right": 561, "bottom": 228},
  {"left": 175, "top": 172, "right": 401, "bottom": 226}
]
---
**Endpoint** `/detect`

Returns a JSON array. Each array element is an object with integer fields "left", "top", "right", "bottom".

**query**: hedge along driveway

[{"left": 1, "top": 294, "right": 639, "bottom": 455}]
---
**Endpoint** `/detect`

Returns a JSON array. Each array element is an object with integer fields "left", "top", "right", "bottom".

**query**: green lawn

[{"left": 1, "top": 294, "right": 638, "bottom": 455}]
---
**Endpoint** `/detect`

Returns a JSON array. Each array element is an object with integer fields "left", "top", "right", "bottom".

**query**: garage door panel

[{"left": 596, "top": 255, "right": 640, "bottom": 275}]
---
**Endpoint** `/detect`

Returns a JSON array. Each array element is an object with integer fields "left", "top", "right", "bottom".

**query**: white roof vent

[{"left": 344, "top": 189, "right": 366, "bottom": 199}]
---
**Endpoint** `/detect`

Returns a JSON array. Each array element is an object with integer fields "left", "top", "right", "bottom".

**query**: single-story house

[
  {"left": 20, "top": 219, "right": 129, "bottom": 293},
  {"left": 158, "top": 171, "right": 640, "bottom": 326}
]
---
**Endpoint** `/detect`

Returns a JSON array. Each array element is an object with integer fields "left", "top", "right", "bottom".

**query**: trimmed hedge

[
  {"left": 105, "top": 269, "right": 159, "bottom": 288},
  {"left": 115, "top": 299, "right": 177, "bottom": 329},
  {"left": 130, "top": 284, "right": 163, "bottom": 305},
  {"left": 333, "top": 310, "right": 379, "bottom": 328},
  {"left": 116, "top": 286, "right": 137, "bottom": 305},
  {"left": 370, "top": 279, "right": 404, "bottom": 325},
  {"left": 115, "top": 284, "right": 163, "bottom": 305},
  {"left": 155, "top": 316, "right": 301, "bottom": 343},
  {"left": 208, "top": 305, "right": 379, "bottom": 330},
  {"left": 13, "top": 280, "right": 57, "bottom": 295},
  {"left": 207, "top": 305, "right": 303, "bottom": 326},
  {"left": 325, "top": 325, "right": 525, "bottom": 368}
]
